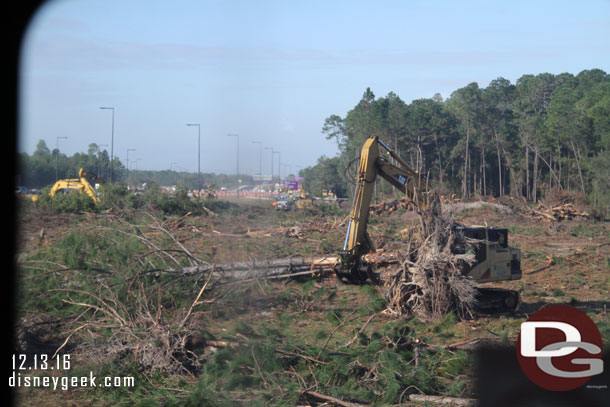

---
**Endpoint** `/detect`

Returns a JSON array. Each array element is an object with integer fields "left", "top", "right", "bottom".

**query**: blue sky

[{"left": 19, "top": 0, "right": 610, "bottom": 175}]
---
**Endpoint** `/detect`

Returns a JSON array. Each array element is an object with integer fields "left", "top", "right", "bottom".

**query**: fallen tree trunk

[
  {"left": 442, "top": 201, "right": 512, "bottom": 215},
  {"left": 409, "top": 394, "right": 476, "bottom": 406},
  {"left": 304, "top": 390, "right": 368, "bottom": 407},
  {"left": 173, "top": 256, "right": 341, "bottom": 280},
  {"left": 160, "top": 253, "right": 400, "bottom": 282},
  {"left": 420, "top": 336, "right": 516, "bottom": 352}
]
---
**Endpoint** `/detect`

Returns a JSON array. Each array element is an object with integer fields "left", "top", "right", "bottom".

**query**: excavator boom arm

[
  {"left": 338, "top": 136, "right": 522, "bottom": 313},
  {"left": 49, "top": 168, "right": 103, "bottom": 203},
  {"left": 343, "top": 136, "right": 434, "bottom": 258}
]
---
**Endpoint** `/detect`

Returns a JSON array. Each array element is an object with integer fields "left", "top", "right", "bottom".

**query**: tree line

[
  {"left": 17, "top": 141, "right": 125, "bottom": 189},
  {"left": 17, "top": 140, "right": 253, "bottom": 191},
  {"left": 302, "top": 69, "right": 610, "bottom": 216}
]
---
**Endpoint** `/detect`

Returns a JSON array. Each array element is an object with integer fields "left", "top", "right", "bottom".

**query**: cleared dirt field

[{"left": 12, "top": 196, "right": 610, "bottom": 406}]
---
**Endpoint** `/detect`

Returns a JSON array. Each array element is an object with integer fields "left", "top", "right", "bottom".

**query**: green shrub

[
  {"left": 37, "top": 186, "right": 97, "bottom": 213},
  {"left": 98, "top": 182, "right": 139, "bottom": 210}
]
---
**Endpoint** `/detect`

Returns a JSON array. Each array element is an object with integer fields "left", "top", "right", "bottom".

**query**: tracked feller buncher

[
  {"left": 49, "top": 168, "right": 104, "bottom": 203},
  {"left": 336, "top": 136, "right": 521, "bottom": 313}
]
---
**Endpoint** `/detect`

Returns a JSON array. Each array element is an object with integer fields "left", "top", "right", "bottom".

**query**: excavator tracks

[{"left": 474, "top": 287, "right": 520, "bottom": 314}]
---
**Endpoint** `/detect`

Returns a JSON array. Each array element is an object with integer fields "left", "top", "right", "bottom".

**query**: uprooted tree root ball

[{"left": 385, "top": 214, "right": 479, "bottom": 321}]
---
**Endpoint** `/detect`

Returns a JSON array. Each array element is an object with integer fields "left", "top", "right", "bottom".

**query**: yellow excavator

[
  {"left": 295, "top": 184, "right": 314, "bottom": 209},
  {"left": 49, "top": 168, "right": 104, "bottom": 203},
  {"left": 322, "top": 189, "right": 337, "bottom": 200},
  {"left": 337, "top": 136, "right": 521, "bottom": 312}
]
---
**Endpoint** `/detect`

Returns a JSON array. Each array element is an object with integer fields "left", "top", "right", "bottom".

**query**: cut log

[
  {"left": 173, "top": 256, "right": 339, "bottom": 280},
  {"left": 164, "top": 253, "right": 400, "bottom": 283},
  {"left": 531, "top": 202, "right": 590, "bottom": 222},
  {"left": 409, "top": 394, "right": 476, "bottom": 406},
  {"left": 304, "top": 390, "right": 368, "bottom": 407}
]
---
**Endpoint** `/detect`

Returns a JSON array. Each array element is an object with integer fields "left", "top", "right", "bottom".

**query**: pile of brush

[{"left": 385, "top": 212, "right": 479, "bottom": 321}]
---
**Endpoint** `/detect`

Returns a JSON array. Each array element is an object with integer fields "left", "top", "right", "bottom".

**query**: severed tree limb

[
  {"left": 250, "top": 348, "right": 270, "bottom": 388},
  {"left": 275, "top": 349, "right": 328, "bottom": 365},
  {"left": 526, "top": 255, "right": 555, "bottom": 275},
  {"left": 344, "top": 313, "right": 377, "bottom": 348},
  {"left": 317, "top": 309, "right": 358, "bottom": 359},
  {"left": 145, "top": 212, "right": 205, "bottom": 266},
  {"left": 409, "top": 394, "right": 476, "bottom": 406},
  {"left": 61, "top": 296, "right": 127, "bottom": 327},
  {"left": 179, "top": 265, "right": 214, "bottom": 328},
  {"left": 52, "top": 323, "right": 89, "bottom": 359},
  {"left": 418, "top": 336, "right": 517, "bottom": 353},
  {"left": 304, "top": 390, "right": 369, "bottom": 407}
]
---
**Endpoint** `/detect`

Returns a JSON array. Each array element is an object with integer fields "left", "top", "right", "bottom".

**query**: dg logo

[{"left": 517, "top": 305, "right": 604, "bottom": 391}]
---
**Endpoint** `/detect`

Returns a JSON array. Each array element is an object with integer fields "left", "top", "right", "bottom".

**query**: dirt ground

[{"left": 12, "top": 196, "right": 610, "bottom": 406}]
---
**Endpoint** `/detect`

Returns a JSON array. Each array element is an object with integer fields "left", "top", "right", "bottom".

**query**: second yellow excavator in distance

[
  {"left": 295, "top": 184, "right": 314, "bottom": 209},
  {"left": 49, "top": 168, "right": 104, "bottom": 203},
  {"left": 337, "top": 136, "right": 522, "bottom": 312}
]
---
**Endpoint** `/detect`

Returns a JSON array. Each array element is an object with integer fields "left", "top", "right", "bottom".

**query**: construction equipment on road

[
  {"left": 322, "top": 189, "right": 337, "bottom": 201},
  {"left": 295, "top": 184, "right": 314, "bottom": 209},
  {"left": 337, "top": 136, "right": 521, "bottom": 314},
  {"left": 273, "top": 200, "right": 291, "bottom": 211},
  {"left": 49, "top": 168, "right": 104, "bottom": 203}
]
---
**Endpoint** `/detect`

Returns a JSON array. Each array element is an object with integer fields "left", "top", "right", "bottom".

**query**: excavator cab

[{"left": 455, "top": 226, "right": 521, "bottom": 282}]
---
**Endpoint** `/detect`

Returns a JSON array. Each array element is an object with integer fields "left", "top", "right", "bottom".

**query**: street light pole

[
  {"left": 186, "top": 123, "right": 201, "bottom": 195},
  {"left": 55, "top": 136, "right": 68, "bottom": 181}
]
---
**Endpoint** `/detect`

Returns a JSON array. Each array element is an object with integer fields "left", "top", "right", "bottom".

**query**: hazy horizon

[{"left": 19, "top": 0, "right": 610, "bottom": 175}]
